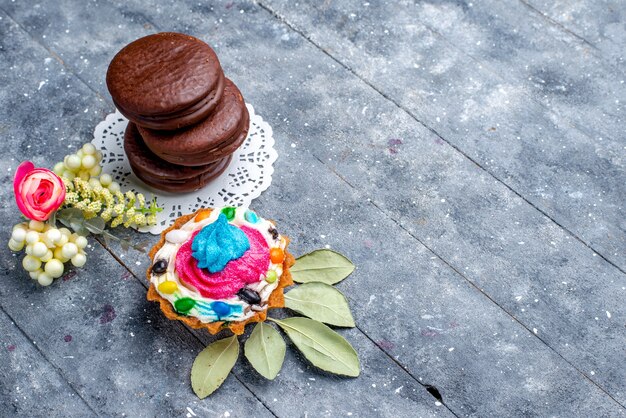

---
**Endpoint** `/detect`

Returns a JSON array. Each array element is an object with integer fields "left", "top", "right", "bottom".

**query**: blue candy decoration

[
  {"left": 191, "top": 213, "right": 250, "bottom": 273},
  {"left": 211, "top": 301, "right": 232, "bottom": 318},
  {"left": 244, "top": 210, "right": 259, "bottom": 223},
  {"left": 196, "top": 301, "right": 243, "bottom": 320}
]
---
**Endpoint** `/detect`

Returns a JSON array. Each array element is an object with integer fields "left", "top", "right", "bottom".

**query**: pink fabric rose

[{"left": 14, "top": 161, "right": 66, "bottom": 221}]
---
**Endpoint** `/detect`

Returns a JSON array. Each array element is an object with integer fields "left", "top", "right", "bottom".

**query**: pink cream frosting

[{"left": 175, "top": 225, "right": 270, "bottom": 299}]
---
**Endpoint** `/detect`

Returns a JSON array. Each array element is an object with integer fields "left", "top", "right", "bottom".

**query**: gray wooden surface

[{"left": 0, "top": 1, "right": 624, "bottom": 417}]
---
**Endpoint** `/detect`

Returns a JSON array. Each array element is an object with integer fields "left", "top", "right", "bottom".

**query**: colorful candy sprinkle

[
  {"left": 270, "top": 248, "right": 285, "bottom": 264},
  {"left": 174, "top": 297, "right": 196, "bottom": 314},
  {"left": 221, "top": 206, "right": 236, "bottom": 221},
  {"left": 237, "top": 287, "right": 261, "bottom": 304},
  {"left": 165, "top": 229, "right": 190, "bottom": 244},
  {"left": 265, "top": 270, "right": 278, "bottom": 283},
  {"left": 194, "top": 209, "right": 212, "bottom": 222},
  {"left": 211, "top": 301, "right": 231, "bottom": 318},
  {"left": 151, "top": 259, "right": 168, "bottom": 275},
  {"left": 158, "top": 280, "right": 178, "bottom": 294},
  {"left": 244, "top": 210, "right": 258, "bottom": 223}
]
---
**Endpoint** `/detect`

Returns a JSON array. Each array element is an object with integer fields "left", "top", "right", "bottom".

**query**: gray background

[{"left": 0, "top": 0, "right": 624, "bottom": 417}]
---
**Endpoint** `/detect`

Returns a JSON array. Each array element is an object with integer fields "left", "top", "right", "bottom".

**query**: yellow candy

[{"left": 158, "top": 281, "right": 178, "bottom": 294}]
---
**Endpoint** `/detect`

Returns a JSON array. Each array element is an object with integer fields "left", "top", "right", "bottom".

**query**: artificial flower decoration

[
  {"left": 14, "top": 161, "right": 66, "bottom": 221},
  {"left": 8, "top": 143, "right": 160, "bottom": 286}
]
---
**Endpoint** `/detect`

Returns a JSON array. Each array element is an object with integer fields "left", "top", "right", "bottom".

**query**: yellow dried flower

[
  {"left": 57, "top": 162, "right": 159, "bottom": 227},
  {"left": 100, "top": 208, "right": 113, "bottom": 222},
  {"left": 133, "top": 213, "right": 146, "bottom": 226},
  {"left": 111, "top": 215, "right": 123, "bottom": 228}
]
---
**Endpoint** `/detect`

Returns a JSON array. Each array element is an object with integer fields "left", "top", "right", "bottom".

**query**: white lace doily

[{"left": 92, "top": 104, "right": 277, "bottom": 234}]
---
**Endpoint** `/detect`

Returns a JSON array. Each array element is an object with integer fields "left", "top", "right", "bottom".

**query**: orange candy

[
  {"left": 270, "top": 247, "right": 284, "bottom": 264},
  {"left": 194, "top": 210, "right": 212, "bottom": 222}
]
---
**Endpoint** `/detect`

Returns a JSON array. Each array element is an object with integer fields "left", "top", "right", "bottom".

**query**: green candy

[
  {"left": 265, "top": 270, "right": 278, "bottom": 283},
  {"left": 174, "top": 297, "right": 196, "bottom": 314},
  {"left": 221, "top": 207, "right": 236, "bottom": 221}
]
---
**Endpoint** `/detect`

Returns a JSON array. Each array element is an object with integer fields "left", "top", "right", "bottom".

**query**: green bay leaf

[
  {"left": 291, "top": 249, "right": 355, "bottom": 285},
  {"left": 244, "top": 322, "right": 286, "bottom": 380},
  {"left": 285, "top": 282, "right": 355, "bottom": 327},
  {"left": 191, "top": 334, "right": 239, "bottom": 399},
  {"left": 273, "top": 317, "right": 360, "bottom": 377}
]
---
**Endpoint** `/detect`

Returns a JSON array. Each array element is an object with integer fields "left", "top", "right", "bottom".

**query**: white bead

[
  {"left": 13, "top": 223, "right": 27, "bottom": 231},
  {"left": 108, "top": 182, "right": 120, "bottom": 193},
  {"left": 82, "top": 143, "right": 96, "bottom": 155},
  {"left": 95, "top": 150, "right": 103, "bottom": 161},
  {"left": 23, "top": 255, "right": 42, "bottom": 272},
  {"left": 29, "top": 269, "right": 42, "bottom": 280},
  {"left": 8, "top": 239, "right": 24, "bottom": 252},
  {"left": 74, "top": 236, "right": 88, "bottom": 249},
  {"left": 81, "top": 155, "right": 97, "bottom": 170},
  {"left": 165, "top": 229, "right": 190, "bottom": 244},
  {"left": 61, "top": 243, "right": 78, "bottom": 259},
  {"left": 40, "top": 236, "right": 54, "bottom": 249},
  {"left": 57, "top": 235, "right": 69, "bottom": 246},
  {"left": 71, "top": 253, "right": 87, "bottom": 268},
  {"left": 11, "top": 228, "right": 27, "bottom": 243},
  {"left": 89, "top": 165, "right": 102, "bottom": 177},
  {"left": 32, "top": 242, "right": 48, "bottom": 258},
  {"left": 65, "top": 154, "right": 82, "bottom": 170},
  {"left": 40, "top": 250, "right": 53, "bottom": 263},
  {"left": 38, "top": 273, "right": 53, "bottom": 286},
  {"left": 99, "top": 173, "right": 112, "bottom": 187},
  {"left": 62, "top": 170, "right": 76, "bottom": 180},
  {"left": 53, "top": 162, "right": 65, "bottom": 175},
  {"left": 25, "top": 244, "right": 33, "bottom": 255},
  {"left": 29, "top": 220, "right": 45, "bottom": 232},
  {"left": 25, "top": 231, "right": 40, "bottom": 244},
  {"left": 89, "top": 178, "right": 101, "bottom": 188},
  {"left": 78, "top": 171, "right": 90, "bottom": 181},
  {"left": 59, "top": 228, "right": 72, "bottom": 237},
  {"left": 44, "top": 259, "right": 64, "bottom": 278},
  {"left": 45, "top": 228, "right": 62, "bottom": 243},
  {"left": 53, "top": 248, "right": 69, "bottom": 263}
]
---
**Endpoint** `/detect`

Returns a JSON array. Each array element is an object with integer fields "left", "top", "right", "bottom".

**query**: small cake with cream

[{"left": 147, "top": 207, "right": 294, "bottom": 335}]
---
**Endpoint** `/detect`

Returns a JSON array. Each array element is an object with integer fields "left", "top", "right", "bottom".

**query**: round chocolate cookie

[
  {"left": 107, "top": 32, "right": 225, "bottom": 130},
  {"left": 138, "top": 78, "right": 249, "bottom": 166},
  {"left": 124, "top": 122, "right": 232, "bottom": 193}
]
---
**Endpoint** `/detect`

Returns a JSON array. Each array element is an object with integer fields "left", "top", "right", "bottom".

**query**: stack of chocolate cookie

[{"left": 106, "top": 32, "right": 249, "bottom": 192}]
